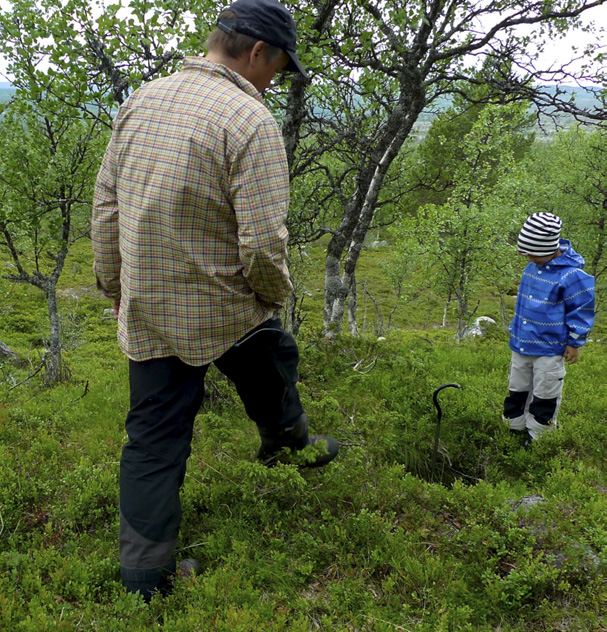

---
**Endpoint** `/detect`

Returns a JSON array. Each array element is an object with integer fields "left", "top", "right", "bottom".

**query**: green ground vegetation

[{"left": 0, "top": 239, "right": 605, "bottom": 631}]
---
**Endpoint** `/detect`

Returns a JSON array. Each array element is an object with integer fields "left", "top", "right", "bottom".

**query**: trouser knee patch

[
  {"left": 504, "top": 390, "right": 529, "bottom": 418},
  {"left": 529, "top": 396, "right": 558, "bottom": 425}
]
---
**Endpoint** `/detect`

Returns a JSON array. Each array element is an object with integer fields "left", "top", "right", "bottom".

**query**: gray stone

[
  {"left": 462, "top": 316, "right": 497, "bottom": 338},
  {"left": 0, "top": 340, "right": 17, "bottom": 360},
  {"left": 511, "top": 495, "right": 547, "bottom": 513},
  {"left": 509, "top": 495, "right": 604, "bottom": 578},
  {"left": 550, "top": 543, "right": 603, "bottom": 574}
]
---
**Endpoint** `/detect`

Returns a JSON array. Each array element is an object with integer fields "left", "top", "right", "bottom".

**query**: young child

[{"left": 503, "top": 212, "right": 595, "bottom": 442}]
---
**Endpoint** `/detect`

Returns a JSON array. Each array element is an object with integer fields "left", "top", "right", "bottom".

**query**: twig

[
  {"left": 461, "top": 299, "right": 481, "bottom": 336},
  {"left": 353, "top": 356, "right": 378, "bottom": 374},
  {"left": 71, "top": 380, "right": 89, "bottom": 402},
  {"left": 362, "top": 280, "right": 385, "bottom": 336},
  {"left": 7, "top": 353, "right": 48, "bottom": 391},
  {"left": 365, "top": 615, "right": 412, "bottom": 631},
  {"left": 446, "top": 464, "right": 483, "bottom": 482},
  {"left": 193, "top": 462, "right": 238, "bottom": 486},
  {"left": 177, "top": 541, "right": 208, "bottom": 552}
]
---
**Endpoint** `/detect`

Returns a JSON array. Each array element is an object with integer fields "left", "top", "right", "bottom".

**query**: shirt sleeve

[
  {"left": 91, "top": 131, "right": 122, "bottom": 301},
  {"left": 230, "top": 117, "right": 293, "bottom": 306},
  {"left": 563, "top": 269, "right": 595, "bottom": 347}
]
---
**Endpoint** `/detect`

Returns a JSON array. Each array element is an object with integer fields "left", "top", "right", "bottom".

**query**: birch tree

[
  {"left": 0, "top": 0, "right": 214, "bottom": 382},
  {"left": 399, "top": 103, "right": 533, "bottom": 336},
  {"left": 277, "top": 0, "right": 607, "bottom": 335},
  {"left": 0, "top": 0, "right": 210, "bottom": 123},
  {"left": 0, "top": 99, "right": 106, "bottom": 382},
  {"left": 527, "top": 126, "right": 607, "bottom": 310}
]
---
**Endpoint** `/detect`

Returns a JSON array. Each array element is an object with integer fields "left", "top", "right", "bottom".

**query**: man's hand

[
  {"left": 564, "top": 346, "right": 579, "bottom": 364},
  {"left": 113, "top": 299, "right": 120, "bottom": 320}
]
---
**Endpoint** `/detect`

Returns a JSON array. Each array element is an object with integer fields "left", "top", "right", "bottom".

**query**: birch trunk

[
  {"left": 347, "top": 274, "right": 359, "bottom": 337},
  {"left": 322, "top": 73, "right": 426, "bottom": 334},
  {"left": 442, "top": 300, "right": 450, "bottom": 328},
  {"left": 44, "top": 281, "right": 69, "bottom": 383},
  {"left": 589, "top": 211, "right": 605, "bottom": 279}
]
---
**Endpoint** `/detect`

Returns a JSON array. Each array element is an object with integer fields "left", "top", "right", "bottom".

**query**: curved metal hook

[
  {"left": 433, "top": 383, "right": 462, "bottom": 422},
  {"left": 431, "top": 383, "right": 461, "bottom": 481}
]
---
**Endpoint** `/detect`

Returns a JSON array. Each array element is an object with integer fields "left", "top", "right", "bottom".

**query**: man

[{"left": 92, "top": 0, "right": 338, "bottom": 601}]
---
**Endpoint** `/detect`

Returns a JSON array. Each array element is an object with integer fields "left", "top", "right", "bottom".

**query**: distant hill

[
  {"left": 410, "top": 85, "right": 604, "bottom": 140},
  {"left": 0, "top": 83, "right": 602, "bottom": 137},
  {"left": 0, "top": 79, "right": 15, "bottom": 108},
  {"left": 541, "top": 84, "right": 604, "bottom": 111},
  {"left": 0, "top": 83, "right": 15, "bottom": 102}
]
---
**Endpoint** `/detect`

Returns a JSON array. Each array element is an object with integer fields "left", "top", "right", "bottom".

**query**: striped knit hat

[{"left": 517, "top": 213, "right": 562, "bottom": 256}]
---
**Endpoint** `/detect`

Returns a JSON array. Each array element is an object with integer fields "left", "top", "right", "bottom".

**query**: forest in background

[{"left": 0, "top": 0, "right": 605, "bottom": 629}]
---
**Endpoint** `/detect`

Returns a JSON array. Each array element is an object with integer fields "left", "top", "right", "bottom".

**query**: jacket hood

[{"left": 550, "top": 239, "right": 585, "bottom": 269}]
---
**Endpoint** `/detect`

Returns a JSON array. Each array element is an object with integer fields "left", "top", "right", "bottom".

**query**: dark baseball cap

[{"left": 218, "top": 0, "right": 308, "bottom": 79}]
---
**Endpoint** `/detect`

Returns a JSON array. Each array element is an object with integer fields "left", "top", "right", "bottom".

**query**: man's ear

[{"left": 247, "top": 40, "right": 266, "bottom": 67}]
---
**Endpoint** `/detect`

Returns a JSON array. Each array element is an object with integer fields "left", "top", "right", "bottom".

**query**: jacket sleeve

[
  {"left": 562, "top": 269, "right": 595, "bottom": 347},
  {"left": 91, "top": 133, "right": 122, "bottom": 300},
  {"left": 230, "top": 117, "right": 293, "bottom": 306}
]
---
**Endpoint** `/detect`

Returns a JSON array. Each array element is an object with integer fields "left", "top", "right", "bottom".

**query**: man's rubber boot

[
  {"left": 178, "top": 558, "right": 202, "bottom": 578},
  {"left": 257, "top": 414, "right": 339, "bottom": 467},
  {"left": 121, "top": 558, "right": 201, "bottom": 603},
  {"left": 121, "top": 559, "right": 176, "bottom": 603}
]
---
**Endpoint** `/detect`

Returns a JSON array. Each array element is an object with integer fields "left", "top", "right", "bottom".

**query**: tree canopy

[{"left": 0, "top": 0, "right": 605, "bottom": 339}]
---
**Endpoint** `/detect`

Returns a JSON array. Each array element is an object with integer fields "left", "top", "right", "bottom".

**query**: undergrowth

[{"left": 0, "top": 240, "right": 605, "bottom": 631}]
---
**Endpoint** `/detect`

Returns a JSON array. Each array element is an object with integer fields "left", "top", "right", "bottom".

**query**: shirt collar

[{"left": 182, "top": 57, "right": 264, "bottom": 105}]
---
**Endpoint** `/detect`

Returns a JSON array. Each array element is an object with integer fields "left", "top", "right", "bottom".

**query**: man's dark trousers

[{"left": 119, "top": 318, "right": 304, "bottom": 597}]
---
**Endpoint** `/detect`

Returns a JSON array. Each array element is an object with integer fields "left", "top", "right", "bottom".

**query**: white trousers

[{"left": 503, "top": 352, "right": 566, "bottom": 440}]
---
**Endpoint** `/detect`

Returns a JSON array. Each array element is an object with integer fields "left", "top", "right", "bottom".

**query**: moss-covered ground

[{"left": 0, "top": 239, "right": 605, "bottom": 631}]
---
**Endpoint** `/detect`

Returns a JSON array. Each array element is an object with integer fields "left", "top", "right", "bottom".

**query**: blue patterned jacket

[{"left": 509, "top": 239, "right": 595, "bottom": 356}]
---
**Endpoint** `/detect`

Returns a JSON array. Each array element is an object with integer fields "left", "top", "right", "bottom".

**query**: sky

[
  {"left": 0, "top": 1, "right": 606, "bottom": 86},
  {"left": 514, "top": 3, "right": 606, "bottom": 84}
]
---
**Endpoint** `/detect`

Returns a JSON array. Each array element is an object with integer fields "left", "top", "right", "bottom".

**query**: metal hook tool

[{"left": 431, "top": 383, "right": 461, "bottom": 481}]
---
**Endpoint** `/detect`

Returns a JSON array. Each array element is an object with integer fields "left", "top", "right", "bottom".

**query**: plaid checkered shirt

[{"left": 92, "top": 58, "right": 293, "bottom": 365}]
